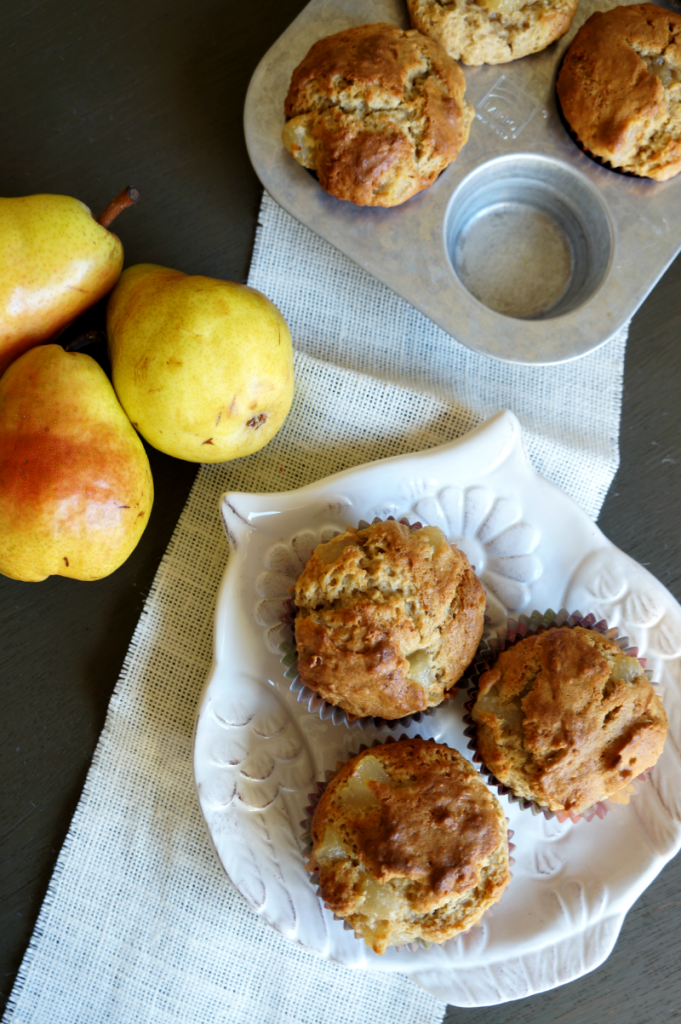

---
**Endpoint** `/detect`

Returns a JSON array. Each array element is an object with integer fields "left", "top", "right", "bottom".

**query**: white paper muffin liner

[
  {"left": 281, "top": 515, "right": 450, "bottom": 731},
  {"left": 462, "top": 608, "right": 656, "bottom": 824},
  {"left": 300, "top": 734, "right": 514, "bottom": 954}
]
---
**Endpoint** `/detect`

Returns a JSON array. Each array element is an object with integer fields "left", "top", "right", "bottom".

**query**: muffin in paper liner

[
  {"left": 299, "top": 734, "right": 514, "bottom": 955},
  {"left": 462, "top": 608, "right": 660, "bottom": 824},
  {"left": 281, "top": 23, "right": 474, "bottom": 208},
  {"left": 281, "top": 515, "right": 482, "bottom": 730},
  {"left": 554, "top": 5, "right": 681, "bottom": 183}
]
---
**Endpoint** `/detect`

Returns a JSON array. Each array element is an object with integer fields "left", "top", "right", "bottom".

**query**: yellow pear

[
  {"left": 106, "top": 264, "right": 294, "bottom": 463},
  {"left": 0, "top": 188, "right": 138, "bottom": 377},
  {"left": 0, "top": 344, "right": 153, "bottom": 582}
]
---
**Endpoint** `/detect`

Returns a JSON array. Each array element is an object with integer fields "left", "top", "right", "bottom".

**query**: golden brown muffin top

[
  {"left": 556, "top": 4, "right": 681, "bottom": 180},
  {"left": 284, "top": 23, "right": 444, "bottom": 114},
  {"left": 407, "top": 0, "right": 578, "bottom": 67},
  {"left": 347, "top": 746, "right": 500, "bottom": 895},
  {"left": 311, "top": 738, "right": 510, "bottom": 951},
  {"left": 293, "top": 519, "right": 485, "bottom": 719},
  {"left": 282, "top": 23, "right": 473, "bottom": 207},
  {"left": 472, "top": 626, "right": 668, "bottom": 813}
]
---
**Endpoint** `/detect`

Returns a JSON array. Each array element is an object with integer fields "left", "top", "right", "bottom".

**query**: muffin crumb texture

[
  {"left": 407, "top": 0, "right": 579, "bottom": 66},
  {"left": 293, "top": 519, "right": 486, "bottom": 719},
  {"left": 310, "top": 738, "right": 511, "bottom": 953},
  {"left": 282, "top": 23, "right": 474, "bottom": 206},
  {"left": 472, "top": 626, "right": 668, "bottom": 813},
  {"left": 557, "top": 3, "right": 681, "bottom": 180}
]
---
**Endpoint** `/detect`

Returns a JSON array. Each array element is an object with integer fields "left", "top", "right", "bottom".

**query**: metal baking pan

[{"left": 244, "top": 0, "right": 681, "bottom": 364}]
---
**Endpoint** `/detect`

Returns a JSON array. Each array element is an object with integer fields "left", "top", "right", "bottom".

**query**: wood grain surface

[{"left": 0, "top": 1, "right": 679, "bottom": 1020}]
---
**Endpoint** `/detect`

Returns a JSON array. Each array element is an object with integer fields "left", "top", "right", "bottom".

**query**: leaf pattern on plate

[
  {"left": 253, "top": 524, "right": 342, "bottom": 653},
  {"left": 533, "top": 845, "right": 565, "bottom": 878},
  {"left": 566, "top": 547, "right": 681, "bottom": 662},
  {"left": 195, "top": 678, "right": 317, "bottom": 937},
  {"left": 200, "top": 684, "right": 313, "bottom": 813}
]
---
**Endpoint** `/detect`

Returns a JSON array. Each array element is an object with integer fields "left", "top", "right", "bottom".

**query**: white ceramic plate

[{"left": 193, "top": 411, "right": 681, "bottom": 1007}]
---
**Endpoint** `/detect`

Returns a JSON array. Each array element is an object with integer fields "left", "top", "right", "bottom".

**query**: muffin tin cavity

[{"left": 445, "top": 155, "right": 612, "bottom": 320}]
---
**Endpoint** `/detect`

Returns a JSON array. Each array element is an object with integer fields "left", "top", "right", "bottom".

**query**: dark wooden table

[{"left": 1, "top": 1, "right": 680, "bottom": 1020}]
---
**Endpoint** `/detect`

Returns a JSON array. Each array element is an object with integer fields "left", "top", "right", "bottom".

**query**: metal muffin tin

[{"left": 244, "top": 0, "right": 681, "bottom": 364}]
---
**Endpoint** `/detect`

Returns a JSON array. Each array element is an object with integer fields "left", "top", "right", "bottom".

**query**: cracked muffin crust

[
  {"left": 293, "top": 519, "right": 486, "bottom": 720},
  {"left": 407, "top": 0, "right": 578, "bottom": 66},
  {"left": 282, "top": 23, "right": 474, "bottom": 206},
  {"left": 557, "top": 4, "right": 681, "bottom": 180},
  {"left": 471, "top": 626, "right": 668, "bottom": 814},
  {"left": 310, "top": 738, "right": 511, "bottom": 953}
]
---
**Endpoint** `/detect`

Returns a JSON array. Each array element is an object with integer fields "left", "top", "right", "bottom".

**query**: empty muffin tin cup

[{"left": 445, "top": 154, "right": 613, "bottom": 320}]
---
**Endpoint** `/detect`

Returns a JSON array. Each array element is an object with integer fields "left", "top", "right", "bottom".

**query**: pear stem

[
  {"left": 64, "top": 330, "right": 107, "bottom": 352},
  {"left": 97, "top": 186, "right": 140, "bottom": 229}
]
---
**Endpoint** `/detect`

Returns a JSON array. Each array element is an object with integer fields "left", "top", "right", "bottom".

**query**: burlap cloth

[{"left": 3, "top": 193, "right": 626, "bottom": 1024}]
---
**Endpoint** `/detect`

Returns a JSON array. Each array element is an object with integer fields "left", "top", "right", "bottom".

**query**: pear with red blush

[{"left": 0, "top": 344, "right": 153, "bottom": 581}]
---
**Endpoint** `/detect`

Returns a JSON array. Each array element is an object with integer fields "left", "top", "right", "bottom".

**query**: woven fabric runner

[{"left": 4, "top": 194, "right": 627, "bottom": 1024}]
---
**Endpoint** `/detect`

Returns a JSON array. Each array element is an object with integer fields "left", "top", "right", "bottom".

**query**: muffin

[
  {"left": 556, "top": 4, "right": 681, "bottom": 181},
  {"left": 407, "top": 0, "right": 579, "bottom": 66},
  {"left": 309, "top": 738, "right": 511, "bottom": 953},
  {"left": 293, "top": 519, "right": 486, "bottom": 720},
  {"left": 282, "top": 23, "right": 474, "bottom": 207},
  {"left": 471, "top": 625, "right": 668, "bottom": 815}
]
